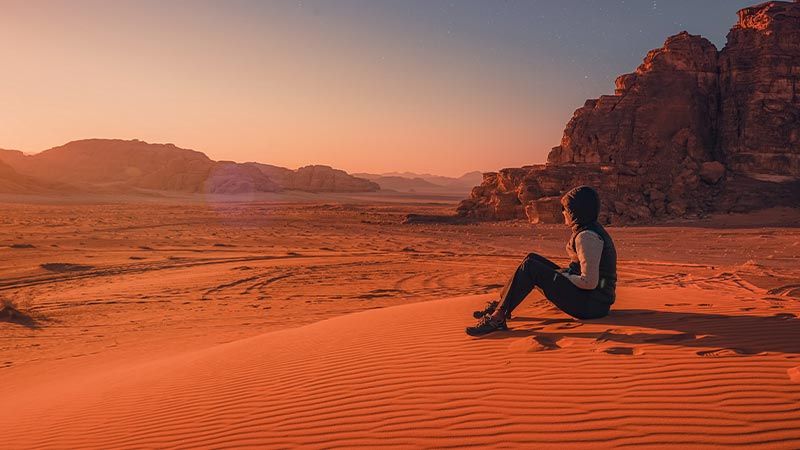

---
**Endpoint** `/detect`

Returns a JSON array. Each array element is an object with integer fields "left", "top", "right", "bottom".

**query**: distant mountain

[
  {"left": 0, "top": 156, "right": 77, "bottom": 195},
  {"left": 351, "top": 174, "right": 445, "bottom": 192},
  {"left": 0, "top": 139, "right": 378, "bottom": 195},
  {"left": 0, "top": 157, "right": 73, "bottom": 194},
  {"left": 1, "top": 139, "right": 225, "bottom": 192},
  {"left": 247, "top": 163, "right": 379, "bottom": 192},
  {"left": 352, "top": 171, "right": 483, "bottom": 194},
  {"left": 378, "top": 171, "right": 483, "bottom": 188}
]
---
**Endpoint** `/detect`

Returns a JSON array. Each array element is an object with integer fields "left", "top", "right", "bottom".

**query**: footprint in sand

[
  {"left": 529, "top": 336, "right": 563, "bottom": 352},
  {"left": 594, "top": 328, "right": 637, "bottom": 343},
  {"left": 696, "top": 348, "right": 762, "bottom": 358},
  {"left": 602, "top": 346, "right": 644, "bottom": 356},
  {"left": 510, "top": 335, "right": 570, "bottom": 353}
]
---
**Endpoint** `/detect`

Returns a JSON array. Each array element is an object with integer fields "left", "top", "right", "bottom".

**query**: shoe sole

[{"left": 465, "top": 323, "right": 509, "bottom": 337}]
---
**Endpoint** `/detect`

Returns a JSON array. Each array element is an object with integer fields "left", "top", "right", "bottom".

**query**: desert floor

[{"left": 2, "top": 196, "right": 800, "bottom": 448}]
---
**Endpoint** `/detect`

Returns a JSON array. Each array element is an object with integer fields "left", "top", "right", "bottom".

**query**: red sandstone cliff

[
  {"left": 719, "top": 1, "right": 800, "bottom": 178},
  {"left": 458, "top": 1, "right": 800, "bottom": 224}
]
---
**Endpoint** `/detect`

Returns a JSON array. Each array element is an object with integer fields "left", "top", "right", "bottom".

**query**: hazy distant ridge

[
  {"left": 352, "top": 171, "right": 482, "bottom": 194},
  {"left": 0, "top": 139, "right": 379, "bottom": 195}
]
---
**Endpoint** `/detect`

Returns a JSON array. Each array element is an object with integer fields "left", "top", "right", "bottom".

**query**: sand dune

[
  {"left": 2, "top": 202, "right": 800, "bottom": 448},
  {"left": 5, "top": 283, "right": 800, "bottom": 449}
]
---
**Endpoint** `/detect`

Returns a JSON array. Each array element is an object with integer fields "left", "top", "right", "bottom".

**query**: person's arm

[{"left": 563, "top": 231, "right": 604, "bottom": 290}]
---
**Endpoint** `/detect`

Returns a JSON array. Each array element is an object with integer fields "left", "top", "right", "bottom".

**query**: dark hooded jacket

[{"left": 561, "top": 186, "right": 617, "bottom": 304}]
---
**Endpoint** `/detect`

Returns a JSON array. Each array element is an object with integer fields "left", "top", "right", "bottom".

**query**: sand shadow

[
  {"left": 0, "top": 304, "right": 39, "bottom": 329},
  {"left": 491, "top": 309, "right": 800, "bottom": 355}
]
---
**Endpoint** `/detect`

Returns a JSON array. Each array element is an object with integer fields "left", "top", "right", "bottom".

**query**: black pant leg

[
  {"left": 497, "top": 252, "right": 609, "bottom": 320},
  {"left": 537, "top": 273, "right": 610, "bottom": 320},
  {"left": 497, "top": 252, "right": 560, "bottom": 301},
  {"left": 498, "top": 253, "right": 560, "bottom": 316}
]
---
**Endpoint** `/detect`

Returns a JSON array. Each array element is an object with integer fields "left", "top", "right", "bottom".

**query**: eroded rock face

[
  {"left": 719, "top": 1, "right": 800, "bottom": 177},
  {"left": 525, "top": 196, "right": 563, "bottom": 224},
  {"left": 460, "top": 1, "right": 800, "bottom": 224},
  {"left": 700, "top": 161, "right": 726, "bottom": 184},
  {"left": 549, "top": 31, "right": 720, "bottom": 170}
]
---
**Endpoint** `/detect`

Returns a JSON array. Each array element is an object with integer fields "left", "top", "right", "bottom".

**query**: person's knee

[
  {"left": 524, "top": 252, "right": 540, "bottom": 261},
  {"left": 521, "top": 252, "right": 540, "bottom": 268}
]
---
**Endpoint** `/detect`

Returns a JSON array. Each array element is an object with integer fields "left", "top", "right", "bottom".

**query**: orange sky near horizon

[{"left": 0, "top": 0, "right": 750, "bottom": 176}]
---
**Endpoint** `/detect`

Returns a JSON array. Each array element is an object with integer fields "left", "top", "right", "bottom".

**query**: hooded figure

[
  {"left": 560, "top": 186, "right": 617, "bottom": 302},
  {"left": 467, "top": 185, "right": 618, "bottom": 336},
  {"left": 561, "top": 185, "right": 600, "bottom": 232}
]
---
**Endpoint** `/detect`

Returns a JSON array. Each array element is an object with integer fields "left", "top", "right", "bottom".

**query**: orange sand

[{"left": 2, "top": 200, "right": 800, "bottom": 448}]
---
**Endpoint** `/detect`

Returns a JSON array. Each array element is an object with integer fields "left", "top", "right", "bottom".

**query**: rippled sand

[{"left": 2, "top": 200, "right": 799, "bottom": 448}]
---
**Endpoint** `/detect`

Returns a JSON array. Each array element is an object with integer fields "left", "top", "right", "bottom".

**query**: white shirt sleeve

[{"left": 564, "top": 230, "right": 604, "bottom": 290}]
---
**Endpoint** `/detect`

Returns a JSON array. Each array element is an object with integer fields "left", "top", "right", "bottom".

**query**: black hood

[{"left": 561, "top": 185, "right": 600, "bottom": 230}]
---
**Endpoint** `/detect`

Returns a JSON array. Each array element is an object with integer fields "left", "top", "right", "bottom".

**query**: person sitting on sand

[{"left": 466, "top": 185, "right": 617, "bottom": 336}]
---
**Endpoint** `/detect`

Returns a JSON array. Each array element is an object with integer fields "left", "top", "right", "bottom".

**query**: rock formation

[
  {"left": 0, "top": 139, "right": 378, "bottom": 195},
  {"left": 203, "top": 162, "right": 281, "bottom": 194},
  {"left": 719, "top": 1, "right": 800, "bottom": 178},
  {"left": 248, "top": 163, "right": 379, "bottom": 192},
  {"left": 459, "top": 1, "right": 800, "bottom": 224}
]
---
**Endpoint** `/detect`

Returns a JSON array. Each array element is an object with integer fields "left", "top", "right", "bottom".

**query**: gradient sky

[{"left": 1, "top": 0, "right": 755, "bottom": 176}]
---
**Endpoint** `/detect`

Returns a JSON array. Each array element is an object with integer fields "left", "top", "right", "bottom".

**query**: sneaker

[
  {"left": 472, "top": 300, "right": 511, "bottom": 320},
  {"left": 472, "top": 300, "right": 499, "bottom": 319},
  {"left": 466, "top": 314, "right": 508, "bottom": 336}
]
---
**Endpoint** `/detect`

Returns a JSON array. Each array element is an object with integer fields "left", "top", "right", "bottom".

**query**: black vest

[{"left": 567, "top": 222, "right": 617, "bottom": 304}]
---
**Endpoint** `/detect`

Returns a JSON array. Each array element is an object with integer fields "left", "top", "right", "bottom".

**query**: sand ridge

[
  {"left": 2, "top": 202, "right": 800, "bottom": 448},
  {"left": 4, "top": 284, "right": 800, "bottom": 449}
]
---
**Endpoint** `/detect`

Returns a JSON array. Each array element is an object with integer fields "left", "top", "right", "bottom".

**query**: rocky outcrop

[
  {"left": 548, "top": 31, "right": 720, "bottom": 168},
  {"left": 203, "top": 162, "right": 281, "bottom": 194},
  {"left": 459, "top": 1, "right": 800, "bottom": 224},
  {"left": 248, "top": 163, "right": 379, "bottom": 192},
  {"left": 719, "top": 1, "right": 800, "bottom": 178},
  {"left": 0, "top": 139, "right": 379, "bottom": 195}
]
